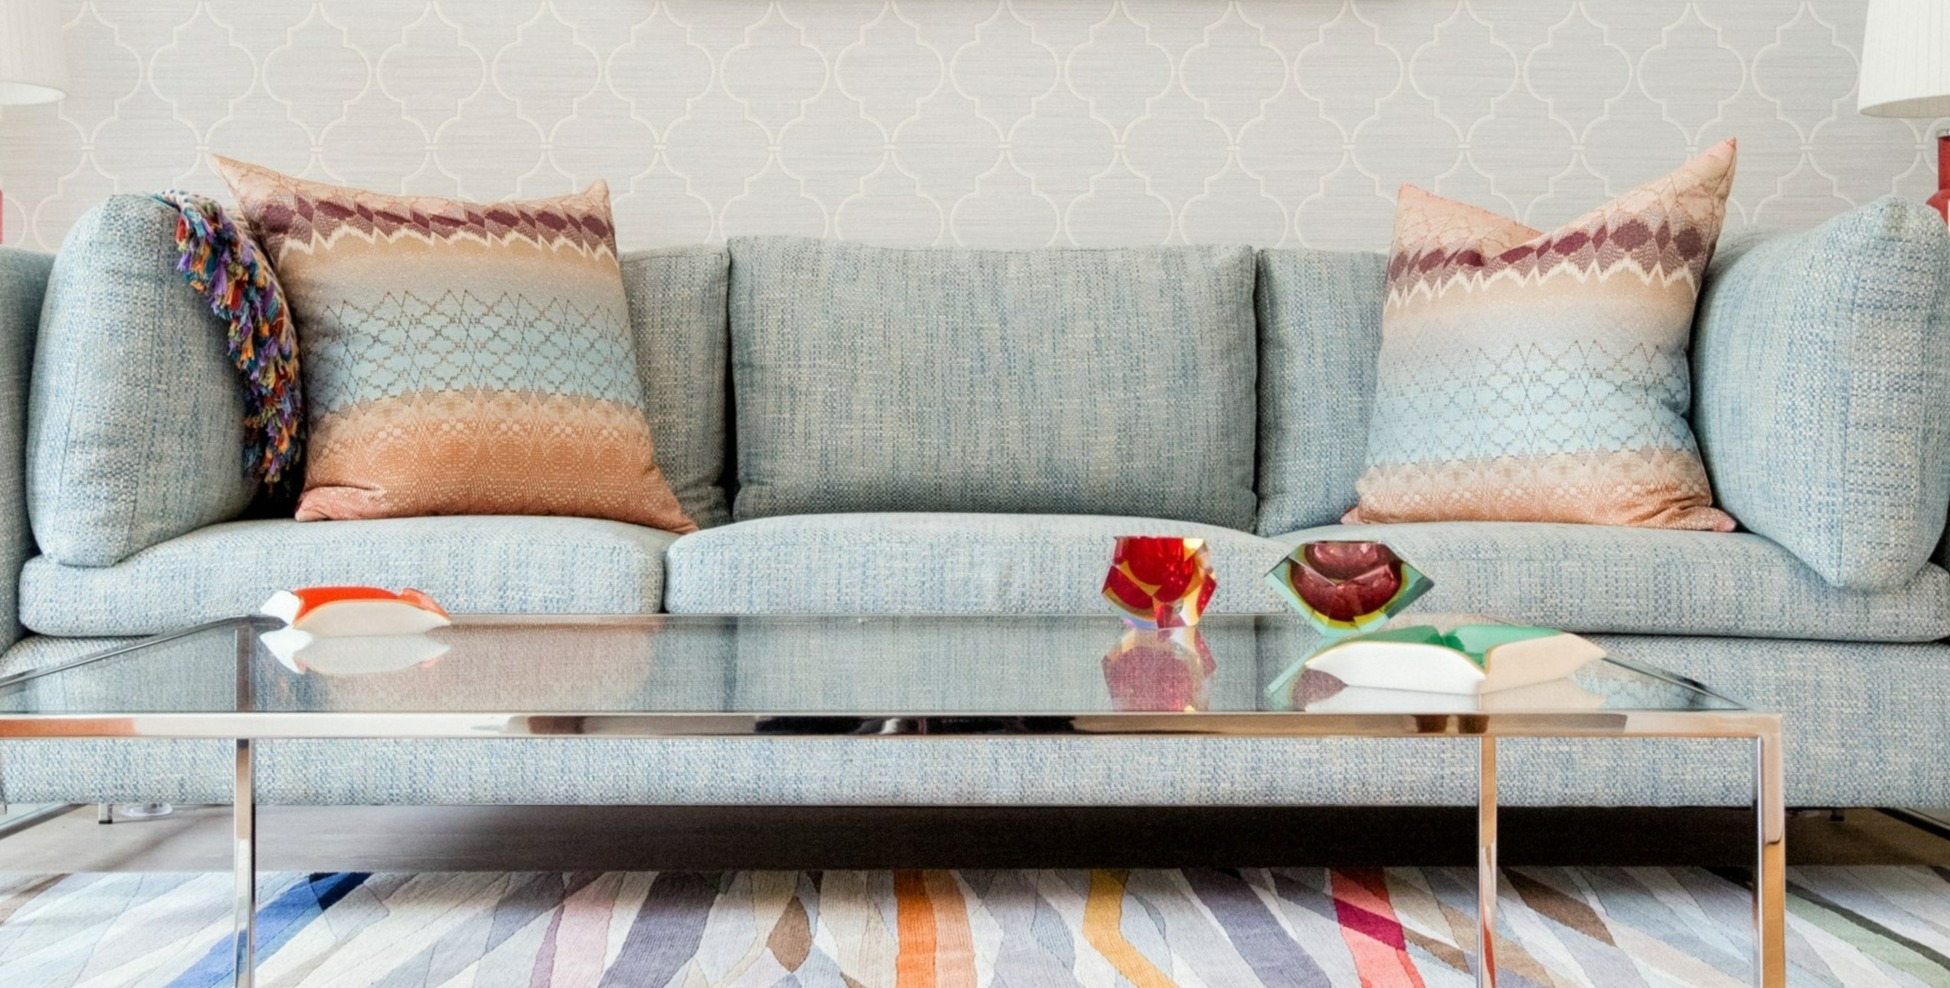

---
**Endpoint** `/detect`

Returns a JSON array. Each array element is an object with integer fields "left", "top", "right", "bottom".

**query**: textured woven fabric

[
  {"left": 1275, "top": 521, "right": 1950, "bottom": 642},
  {"left": 1353, "top": 141, "right": 1737, "bottom": 530},
  {"left": 0, "top": 635, "right": 141, "bottom": 675},
  {"left": 664, "top": 513, "right": 1293, "bottom": 614},
  {"left": 0, "top": 634, "right": 224, "bottom": 809},
  {"left": 26, "top": 196, "right": 252, "bottom": 568},
  {"left": 1592, "top": 634, "right": 1950, "bottom": 809},
  {"left": 723, "top": 618, "right": 1264, "bottom": 713},
  {"left": 214, "top": 156, "right": 693, "bottom": 533},
  {"left": 1254, "top": 248, "right": 1388, "bottom": 535},
  {"left": 1695, "top": 198, "right": 1950, "bottom": 592},
  {"left": 17, "top": 515, "right": 677, "bottom": 637},
  {"left": 0, "top": 249, "right": 49, "bottom": 651},
  {"left": 0, "top": 866, "right": 1933, "bottom": 987},
  {"left": 621, "top": 246, "right": 730, "bottom": 529},
  {"left": 4, "top": 631, "right": 1942, "bottom": 808},
  {"left": 726, "top": 237, "right": 1259, "bottom": 529},
  {"left": 0, "top": 633, "right": 230, "bottom": 722}
]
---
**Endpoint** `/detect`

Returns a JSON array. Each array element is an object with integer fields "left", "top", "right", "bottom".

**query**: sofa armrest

[
  {"left": 0, "top": 248, "right": 51, "bottom": 650},
  {"left": 1693, "top": 196, "right": 1950, "bottom": 592}
]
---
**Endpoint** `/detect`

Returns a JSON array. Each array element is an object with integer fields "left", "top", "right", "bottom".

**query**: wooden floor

[{"left": 0, "top": 804, "right": 1944, "bottom": 873}]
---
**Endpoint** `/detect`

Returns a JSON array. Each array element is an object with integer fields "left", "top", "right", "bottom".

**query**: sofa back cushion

[
  {"left": 622, "top": 246, "right": 731, "bottom": 529},
  {"left": 1694, "top": 196, "right": 1950, "bottom": 592},
  {"left": 0, "top": 247, "right": 52, "bottom": 648},
  {"left": 726, "top": 237, "right": 1259, "bottom": 529},
  {"left": 27, "top": 196, "right": 252, "bottom": 567},
  {"left": 1254, "top": 248, "right": 1388, "bottom": 535}
]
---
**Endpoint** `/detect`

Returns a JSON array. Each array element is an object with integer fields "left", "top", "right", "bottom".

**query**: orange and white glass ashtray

[
  {"left": 259, "top": 586, "right": 451, "bottom": 636},
  {"left": 258, "top": 587, "right": 453, "bottom": 676}
]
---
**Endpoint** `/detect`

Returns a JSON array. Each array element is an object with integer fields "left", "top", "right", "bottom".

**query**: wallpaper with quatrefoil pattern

[{"left": 0, "top": 0, "right": 1938, "bottom": 253}]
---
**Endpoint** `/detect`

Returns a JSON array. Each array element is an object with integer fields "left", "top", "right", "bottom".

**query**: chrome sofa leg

[{"left": 97, "top": 803, "right": 174, "bottom": 824}]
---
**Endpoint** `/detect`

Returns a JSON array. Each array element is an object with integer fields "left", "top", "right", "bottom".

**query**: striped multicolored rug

[{"left": 0, "top": 866, "right": 1945, "bottom": 986}]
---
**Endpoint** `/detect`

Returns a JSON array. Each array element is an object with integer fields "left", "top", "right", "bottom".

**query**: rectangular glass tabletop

[
  {"left": 0, "top": 614, "right": 1743, "bottom": 734},
  {"left": 0, "top": 614, "right": 1786, "bottom": 987}
]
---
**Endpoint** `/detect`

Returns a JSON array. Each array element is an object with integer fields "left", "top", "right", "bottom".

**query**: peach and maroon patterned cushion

[
  {"left": 213, "top": 156, "right": 695, "bottom": 533},
  {"left": 1348, "top": 140, "right": 1739, "bottom": 531}
]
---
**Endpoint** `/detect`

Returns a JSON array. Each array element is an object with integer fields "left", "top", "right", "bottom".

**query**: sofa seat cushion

[
  {"left": 1279, "top": 522, "right": 1950, "bottom": 642},
  {"left": 10, "top": 634, "right": 1948, "bottom": 809},
  {"left": 19, "top": 516, "right": 679, "bottom": 637},
  {"left": 665, "top": 513, "right": 1293, "bottom": 614}
]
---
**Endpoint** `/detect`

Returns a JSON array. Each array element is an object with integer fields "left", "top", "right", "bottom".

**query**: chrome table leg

[
  {"left": 1477, "top": 736, "right": 1497, "bottom": 988},
  {"left": 233, "top": 738, "right": 256, "bottom": 988},
  {"left": 0, "top": 803, "right": 80, "bottom": 840},
  {"left": 1754, "top": 726, "right": 1786, "bottom": 987}
]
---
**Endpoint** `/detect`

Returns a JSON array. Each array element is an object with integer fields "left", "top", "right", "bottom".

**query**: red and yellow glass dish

[
  {"left": 1101, "top": 628, "right": 1214, "bottom": 712},
  {"left": 1265, "top": 540, "right": 1431, "bottom": 635},
  {"left": 1102, "top": 536, "right": 1216, "bottom": 629}
]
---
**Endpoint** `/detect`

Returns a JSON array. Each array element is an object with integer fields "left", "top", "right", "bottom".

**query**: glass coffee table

[{"left": 0, "top": 614, "right": 1784, "bottom": 987}]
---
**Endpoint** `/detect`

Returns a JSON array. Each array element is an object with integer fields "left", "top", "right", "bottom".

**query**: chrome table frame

[{"left": 0, "top": 626, "right": 1787, "bottom": 988}]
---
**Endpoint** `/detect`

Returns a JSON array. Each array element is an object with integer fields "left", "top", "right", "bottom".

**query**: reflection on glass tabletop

[{"left": 0, "top": 614, "right": 1744, "bottom": 718}]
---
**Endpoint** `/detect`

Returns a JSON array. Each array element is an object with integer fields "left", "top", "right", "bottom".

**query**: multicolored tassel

[{"left": 154, "top": 191, "right": 303, "bottom": 487}]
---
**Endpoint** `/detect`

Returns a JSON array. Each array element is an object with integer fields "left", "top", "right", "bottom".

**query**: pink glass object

[
  {"left": 1102, "top": 536, "right": 1216, "bottom": 629},
  {"left": 1102, "top": 627, "right": 1214, "bottom": 712},
  {"left": 1932, "top": 134, "right": 1950, "bottom": 222}
]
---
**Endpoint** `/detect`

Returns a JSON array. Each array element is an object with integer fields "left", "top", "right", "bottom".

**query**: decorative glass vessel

[{"left": 1101, "top": 536, "right": 1216, "bottom": 629}]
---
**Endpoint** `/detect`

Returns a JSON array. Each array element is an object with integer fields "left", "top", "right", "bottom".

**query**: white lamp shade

[{"left": 0, "top": 0, "right": 66, "bottom": 105}]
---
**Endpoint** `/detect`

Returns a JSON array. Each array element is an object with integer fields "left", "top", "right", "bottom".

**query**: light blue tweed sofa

[{"left": 1, "top": 194, "right": 1948, "bottom": 809}]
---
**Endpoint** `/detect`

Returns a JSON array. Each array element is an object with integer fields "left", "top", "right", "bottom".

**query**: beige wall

[{"left": 0, "top": 0, "right": 1935, "bottom": 252}]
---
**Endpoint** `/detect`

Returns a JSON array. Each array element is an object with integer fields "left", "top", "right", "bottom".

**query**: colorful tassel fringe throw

[{"left": 155, "top": 191, "right": 302, "bottom": 486}]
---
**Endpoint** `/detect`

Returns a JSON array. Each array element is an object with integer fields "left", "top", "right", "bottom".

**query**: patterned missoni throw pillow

[
  {"left": 213, "top": 156, "right": 695, "bottom": 533},
  {"left": 1347, "top": 140, "right": 1739, "bottom": 532}
]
